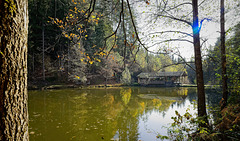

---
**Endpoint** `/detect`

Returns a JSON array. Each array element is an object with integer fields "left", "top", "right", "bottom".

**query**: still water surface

[{"left": 29, "top": 87, "right": 221, "bottom": 141}]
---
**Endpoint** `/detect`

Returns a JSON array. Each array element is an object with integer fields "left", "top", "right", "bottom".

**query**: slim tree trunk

[
  {"left": 67, "top": 40, "right": 70, "bottom": 81},
  {"left": 54, "top": 0, "right": 57, "bottom": 19},
  {"left": 33, "top": 52, "right": 35, "bottom": 73},
  {"left": 0, "top": 0, "right": 29, "bottom": 140},
  {"left": 42, "top": 24, "right": 45, "bottom": 81},
  {"left": 192, "top": 0, "right": 208, "bottom": 125},
  {"left": 220, "top": 0, "right": 228, "bottom": 110}
]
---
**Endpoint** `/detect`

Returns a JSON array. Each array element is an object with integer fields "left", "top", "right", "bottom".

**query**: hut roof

[{"left": 137, "top": 71, "right": 187, "bottom": 78}]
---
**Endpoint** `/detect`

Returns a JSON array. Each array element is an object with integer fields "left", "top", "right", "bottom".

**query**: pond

[{"left": 29, "top": 87, "right": 221, "bottom": 141}]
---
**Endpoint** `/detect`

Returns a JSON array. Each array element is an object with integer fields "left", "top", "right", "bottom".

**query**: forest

[
  {"left": 0, "top": 0, "right": 240, "bottom": 140},
  {"left": 26, "top": 0, "right": 240, "bottom": 90},
  {"left": 27, "top": 0, "right": 187, "bottom": 87}
]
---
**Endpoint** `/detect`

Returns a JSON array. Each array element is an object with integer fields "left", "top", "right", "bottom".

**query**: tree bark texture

[
  {"left": 0, "top": 0, "right": 29, "bottom": 140},
  {"left": 192, "top": 0, "right": 207, "bottom": 119},
  {"left": 220, "top": 0, "right": 228, "bottom": 109}
]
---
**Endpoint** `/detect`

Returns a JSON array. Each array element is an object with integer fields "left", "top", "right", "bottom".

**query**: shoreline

[{"left": 28, "top": 83, "right": 220, "bottom": 91}]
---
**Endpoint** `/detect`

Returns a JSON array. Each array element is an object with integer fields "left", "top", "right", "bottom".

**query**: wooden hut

[{"left": 137, "top": 71, "right": 187, "bottom": 86}]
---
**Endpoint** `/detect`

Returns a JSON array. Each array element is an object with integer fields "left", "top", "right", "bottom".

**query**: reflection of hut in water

[{"left": 137, "top": 71, "right": 187, "bottom": 86}]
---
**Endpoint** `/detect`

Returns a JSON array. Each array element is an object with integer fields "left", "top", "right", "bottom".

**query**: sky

[{"left": 131, "top": 0, "right": 239, "bottom": 60}]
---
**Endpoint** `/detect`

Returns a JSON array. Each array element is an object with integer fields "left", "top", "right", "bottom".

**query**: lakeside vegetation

[{"left": 1, "top": 0, "right": 240, "bottom": 140}]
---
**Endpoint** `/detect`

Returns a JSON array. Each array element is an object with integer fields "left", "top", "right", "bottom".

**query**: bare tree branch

[
  {"left": 165, "top": 2, "right": 192, "bottom": 12},
  {"left": 126, "top": 0, "right": 166, "bottom": 55},
  {"left": 157, "top": 61, "right": 194, "bottom": 72},
  {"left": 155, "top": 13, "right": 192, "bottom": 26},
  {"left": 149, "top": 30, "right": 193, "bottom": 37},
  {"left": 173, "top": 49, "right": 196, "bottom": 71},
  {"left": 148, "top": 38, "right": 193, "bottom": 48},
  {"left": 103, "top": 4, "right": 123, "bottom": 51},
  {"left": 75, "top": 0, "right": 96, "bottom": 25}
]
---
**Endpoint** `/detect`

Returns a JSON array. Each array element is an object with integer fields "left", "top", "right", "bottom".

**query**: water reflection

[{"left": 29, "top": 87, "right": 221, "bottom": 141}]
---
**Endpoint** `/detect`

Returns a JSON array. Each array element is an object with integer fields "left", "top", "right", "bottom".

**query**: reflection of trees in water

[
  {"left": 172, "top": 88, "right": 221, "bottom": 109},
  {"left": 120, "top": 88, "right": 132, "bottom": 105},
  {"left": 136, "top": 87, "right": 189, "bottom": 115},
  {"left": 185, "top": 88, "right": 197, "bottom": 101},
  {"left": 64, "top": 88, "right": 140, "bottom": 140},
  {"left": 29, "top": 87, "right": 220, "bottom": 141},
  {"left": 30, "top": 88, "right": 189, "bottom": 140},
  {"left": 205, "top": 89, "right": 222, "bottom": 107},
  {"left": 136, "top": 87, "right": 188, "bottom": 96}
]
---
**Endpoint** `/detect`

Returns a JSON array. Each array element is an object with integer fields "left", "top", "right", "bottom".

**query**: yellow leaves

[
  {"left": 64, "top": 33, "right": 73, "bottom": 40},
  {"left": 80, "top": 30, "right": 84, "bottom": 33},
  {"left": 87, "top": 56, "right": 90, "bottom": 60},
  {"left": 96, "top": 59, "right": 101, "bottom": 62},
  {"left": 99, "top": 52, "right": 106, "bottom": 57},
  {"left": 71, "top": 0, "right": 77, "bottom": 5},
  {"left": 49, "top": 3, "right": 104, "bottom": 54},
  {"left": 79, "top": 55, "right": 102, "bottom": 65},
  {"left": 74, "top": 75, "right": 80, "bottom": 79},
  {"left": 89, "top": 61, "right": 93, "bottom": 64},
  {"left": 139, "top": 102, "right": 145, "bottom": 108}
]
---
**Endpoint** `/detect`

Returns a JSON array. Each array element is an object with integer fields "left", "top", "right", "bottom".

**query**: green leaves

[{"left": 156, "top": 135, "right": 169, "bottom": 140}]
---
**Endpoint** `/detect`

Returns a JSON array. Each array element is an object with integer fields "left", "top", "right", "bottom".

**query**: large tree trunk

[
  {"left": 192, "top": 0, "right": 208, "bottom": 125},
  {"left": 220, "top": 0, "right": 228, "bottom": 110},
  {"left": 0, "top": 0, "right": 29, "bottom": 140}
]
